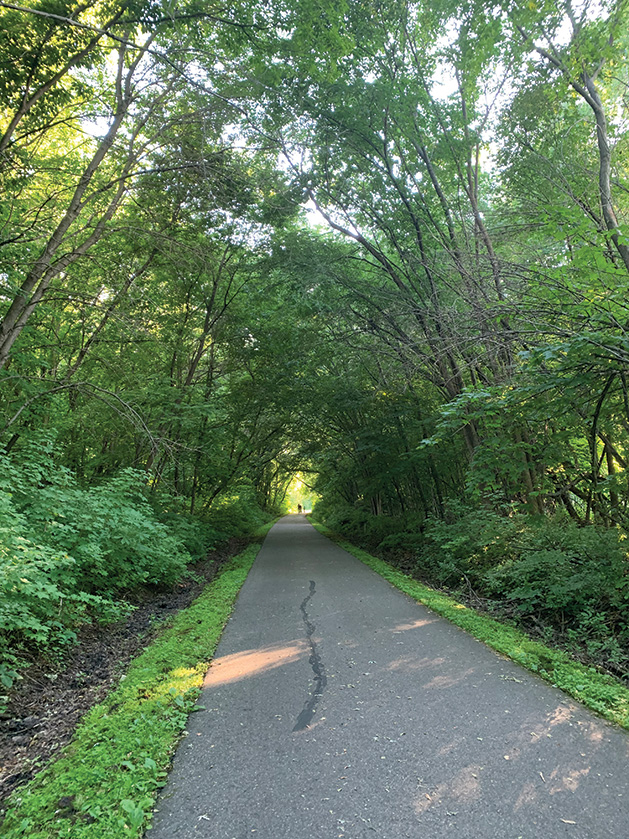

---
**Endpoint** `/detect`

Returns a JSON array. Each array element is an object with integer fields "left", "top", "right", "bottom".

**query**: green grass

[
  {"left": 310, "top": 519, "right": 629, "bottom": 731},
  {"left": 251, "top": 519, "right": 276, "bottom": 540},
  {"left": 1, "top": 543, "right": 261, "bottom": 838}
]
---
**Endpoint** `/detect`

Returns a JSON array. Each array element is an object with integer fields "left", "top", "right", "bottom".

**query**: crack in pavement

[{"left": 293, "top": 580, "right": 327, "bottom": 732}]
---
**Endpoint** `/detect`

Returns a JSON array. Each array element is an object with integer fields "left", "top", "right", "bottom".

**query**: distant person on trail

[{"left": 297, "top": 504, "right": 302, "bottom": 514}]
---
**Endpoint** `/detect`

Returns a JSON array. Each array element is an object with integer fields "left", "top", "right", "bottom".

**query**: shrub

[
  {"left": 6, "top": 459, "right": 191, "bottom": 593},
  {"left": 313, "top": 500, "right": 410, "bottom": 549},
  {"left": 156, "top": 508, "right": 222, "bottom": 562},
  {"left": 409, "top": 505, "right": 629, "bottom": 643},
  {"left": 0, "top": 434, "right": 273, "bottom": 687},
  {"left": 0, "top": 490, "right": 127, "bottom": 687},
  {"left": 0, "top": 438, "right": 193, "bottom": 683},
  {"left": 206, "top": 484, "right": 270, "bottom": 537},
  {"left": 484, "top": 518, "right": 628, "bottom": 624},
  {"left": 415, "top": 504, "right": 521, "bottom": 587}
]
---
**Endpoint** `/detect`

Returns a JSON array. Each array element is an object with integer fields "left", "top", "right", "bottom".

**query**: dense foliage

[{"left": 2, "top": 0, "right": 629, "bottom": 678}]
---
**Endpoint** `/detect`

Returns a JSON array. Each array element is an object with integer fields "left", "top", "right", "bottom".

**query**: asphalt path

[{"left": 149, "top": 515, "right": 629, "bottom": 838}]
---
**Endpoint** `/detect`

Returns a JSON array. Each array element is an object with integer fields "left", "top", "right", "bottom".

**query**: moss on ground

[
  {"left": 1, "top": 543, "right": 261, "bottom": 838},
  {"left": 310, "top": 520, "right": 629, "bottom": 731}
]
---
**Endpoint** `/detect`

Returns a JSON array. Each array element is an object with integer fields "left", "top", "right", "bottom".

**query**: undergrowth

[
  {"left": 0, "top": 541, "right": 263, "bottom": 838},
  {"left": 0, "top": 437, "right": 273, "bottom": 692},
  {"left": 310, "top": 519, "right": 629, "bottom": 732}
]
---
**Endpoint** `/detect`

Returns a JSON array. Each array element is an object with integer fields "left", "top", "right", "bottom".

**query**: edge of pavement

[
  {"left": 309, "top": 517, "right": 629, "bottom": 733},
  {"left": 0, "top": 523, "right": 275, "bottom": 839}
]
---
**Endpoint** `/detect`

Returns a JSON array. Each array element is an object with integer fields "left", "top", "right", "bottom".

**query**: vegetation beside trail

[
  {"left": 0, "top": 439, "right": 273, "bottom": 692},
  {"left": 3, "top": 0, "right": 629, "bottom": 813},
  {"left": 313, "top": 499, "right": 629, "bottom": 675},
  {"left": 311, "top": 519, "right": 629, "bottom": 731},
  {"left": 0, "top": 541, "right": 264, "bottom": 839}
]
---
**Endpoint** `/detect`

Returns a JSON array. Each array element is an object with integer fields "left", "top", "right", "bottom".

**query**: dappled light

[
  {"left": 437, "top": 738, "right": 465, "bottom": 757},
  {"left": 414, "top": 765, "right": 483, "bottom": 814},
  {"left": 548, "top": 766, "right": 591, "bottom": 795},
  {"left": 584, "top": 725, "right": 605, "bottom": 744},
  {"left": 513, "top": 782, "right": 539, "bottom": 812},
  {"left": 384, "top": 653, "right": 474, "bottom": 687},
  {"left": 203, "top": 641, "right": 307, "bottom": 688},
  {"left": 518, "top": 704, "right": 582, "bottom": 749},
  {"left": 391, "top": 618, "right": 438, "bottom": 632},
  {"left": 547, "top": 706, "right": 574, "bottom": 728},
  {"left": 398, "top": 692, "right": 613, "bottom": 825},
  {"left": 422, "top": 668, "right": 475, "bottom": 690},
  {"left": 1, "top": 4, "right": 629, "bottom": 839},
  {"left": 387, "top": 655, "right": 446, "bottom": 672},
  {"left": 413, "top": 746, "right": 595, "bottom": 820},
  {"left": 4, "top": 3, "right": 629, "bottom": 837}
]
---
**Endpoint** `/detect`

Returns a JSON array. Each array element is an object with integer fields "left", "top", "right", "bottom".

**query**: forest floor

[{"left": 0, "top": 536, "right": 249, "bottom": 809}]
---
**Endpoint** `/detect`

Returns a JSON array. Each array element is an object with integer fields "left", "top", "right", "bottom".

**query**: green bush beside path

[{"left": 1, "top": 539, "right": 266, "bottom": 838}]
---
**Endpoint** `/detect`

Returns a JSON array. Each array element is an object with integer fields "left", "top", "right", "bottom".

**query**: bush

[
  {"left": 483, "top": 518, "right": 628, "bottom": 623},
  {"left": 0, "top": 438, "right": 195, "bottom": 683},
  {"left": 0, "top": 489, "right": 127, "bottom": 687},
  {"left": 416, "top": 504, "right": 521, "bottom": 587},
  {"left": 5, "top": 451, "right": 191, "bottom": 592},
  {"left": 206, "top": 484, "right": 271, "bottom": 537},
  {"left": 156, "top": 508, "right": 223, "bottom": 562},
  {"left": 408, "top": 504, "right": 629, "bottom": 643},
  {"left": 312, "top": 499, "right": 415, "bottom": 550},
  {"left": 0, "top": 435, "right": 274, "bottom": 687}
]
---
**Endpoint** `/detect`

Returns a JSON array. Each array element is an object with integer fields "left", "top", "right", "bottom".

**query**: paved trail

[{"left": 150, "top": 516, "right": 629, "bottom": 838}]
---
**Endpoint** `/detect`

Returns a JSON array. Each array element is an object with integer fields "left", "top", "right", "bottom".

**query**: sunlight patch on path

[{"left": 203, "top": 641, "right": 307, "bottom": 688}]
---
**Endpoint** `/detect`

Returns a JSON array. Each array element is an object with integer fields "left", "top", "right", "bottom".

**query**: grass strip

[
  {"left": 311, "top": 520, "right": 629, "bottom": 731},
  {"left": 1, "top": 542, "right": 262, "bottom": 838}
]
